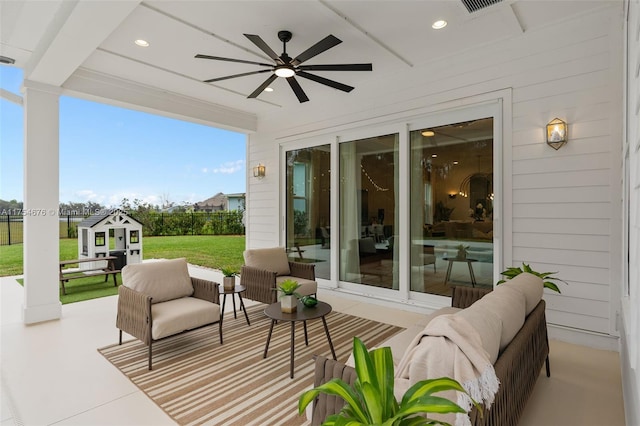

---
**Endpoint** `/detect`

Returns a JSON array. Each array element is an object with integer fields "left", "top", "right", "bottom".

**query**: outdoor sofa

[{"left": 310, "top": 273, "right": 550, "bottom": 426}]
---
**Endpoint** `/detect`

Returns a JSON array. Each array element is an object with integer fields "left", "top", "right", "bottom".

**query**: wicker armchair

[
  {"left": 240, "top": 247, "right": 317, "bottom": 304},
  {"left": 116, "top": 258, "right": 222, "bottom": 370}
]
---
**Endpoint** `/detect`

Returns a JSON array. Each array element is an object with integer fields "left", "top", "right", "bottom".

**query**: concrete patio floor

[{"left": 0, "top": 265, "right": 625, "bottom": 425}]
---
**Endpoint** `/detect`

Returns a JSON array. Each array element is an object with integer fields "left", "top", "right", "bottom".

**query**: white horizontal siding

[
  {"left": 247, "top": 5, "right": 624, "bottom": 337},
  {"left": 512, "top": 202, "right": 611, "bottom": 219}
]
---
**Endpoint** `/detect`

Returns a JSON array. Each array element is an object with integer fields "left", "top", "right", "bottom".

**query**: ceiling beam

[
  {"left": 64, "top": 69, "right": 257, "bottom": 133},
  {"left": 25, "top": 0, "right": 141, "bottom": 87}
]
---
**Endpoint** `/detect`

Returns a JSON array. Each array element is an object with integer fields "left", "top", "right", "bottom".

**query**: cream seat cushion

[
  {"left": 122, "top": 258, "right": 193, "bottom": 304},
  {"left": 243, "top": 247, "right": 291, "bottom": 276},
  {"left": 151, "top": 297, "right": 220, "bottom": 340},
  {"left": 275, "top": 276, "right": 317, "bottom": 297}
]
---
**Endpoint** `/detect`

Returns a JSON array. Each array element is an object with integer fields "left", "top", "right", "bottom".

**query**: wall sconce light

[
  {"left": 546, "top": 118, "right": 568, "bottom": 150},
  {"left": 253, "top": 163, "right": 266, "bottom": 179},
  {"left": 448, "top": 193, "right": 457, "bottom": 199}
]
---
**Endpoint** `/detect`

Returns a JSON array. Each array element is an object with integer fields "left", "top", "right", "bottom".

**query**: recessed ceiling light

[
  {"left": 421, "top": 130, "right": 435, "bottom": 137},
  {"left": 453, "top": 161, "right": 459, "bottom": 165},
  {"left": 264, "top": 87, "right": 274, "bottom": 92},
  {"left": 134, "top": 39, "right": 150, "bottom": 47},
  {"left": 432, "top": 20, "right": 447, "bottom": 30},
  {"left": 431, "top": 154, "right": 438, "bottom": 158}
]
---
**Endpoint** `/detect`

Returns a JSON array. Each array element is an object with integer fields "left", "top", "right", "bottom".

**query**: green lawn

[{"left": 2, "top": 235, "right": 246, "bottom": 304}]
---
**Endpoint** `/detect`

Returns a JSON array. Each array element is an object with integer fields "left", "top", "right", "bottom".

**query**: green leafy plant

[
  {"left": 278, "top": 279, "right": 301, "bottom": 296},
  {"left": 220, "top": 267, "right": 238, "bottom": 277},
  {"left": 497, "top": 262, "right": 567, "bottom": 293},
  {"left": 299, "top": 337, "right": 478, "bottom": 425}
]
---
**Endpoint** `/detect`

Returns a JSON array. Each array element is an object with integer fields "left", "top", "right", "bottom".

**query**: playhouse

[{"left": 77, "top": 209, "right": 143, "bottom": 270}]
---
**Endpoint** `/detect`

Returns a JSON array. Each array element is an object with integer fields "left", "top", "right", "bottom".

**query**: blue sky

[{"left": 0, "top": 66, "right": 246, "bottom": 207}]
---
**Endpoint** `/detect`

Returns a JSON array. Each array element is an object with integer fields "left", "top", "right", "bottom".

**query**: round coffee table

[
  {"left": 221, "top": 284, "right": 250, "bottom": 325},
  {"left": 263, "top": 300, "right": 337, "bottom": 378}
]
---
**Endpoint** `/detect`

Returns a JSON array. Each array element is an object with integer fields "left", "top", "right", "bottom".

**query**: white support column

[{"left": 22, "top": 80, "right": 62, "bottom": 324}]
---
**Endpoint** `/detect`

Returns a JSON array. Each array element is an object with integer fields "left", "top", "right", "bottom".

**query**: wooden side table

[{"left": 442, "top": 257, "right": 477, "bottom": 287}]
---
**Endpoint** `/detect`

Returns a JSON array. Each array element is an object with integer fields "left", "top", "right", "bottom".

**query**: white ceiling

[{"left": 0, "top": 0, "right": 614, "bottom": 131}]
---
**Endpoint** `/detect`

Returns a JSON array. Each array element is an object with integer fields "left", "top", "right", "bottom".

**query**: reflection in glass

[
  {"left": 339, "top": 134, "right": 399, "bottom": 289},
  {"left": 285, "top": 146, "right": 331, "bottom": 279},
  {"left": 410, "top": 118, "right": 494, "bottom": 296}
]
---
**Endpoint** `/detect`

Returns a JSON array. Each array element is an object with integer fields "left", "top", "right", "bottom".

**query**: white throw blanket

[{"left": 395, "top": 314, "right": 500, "bottom": 426}]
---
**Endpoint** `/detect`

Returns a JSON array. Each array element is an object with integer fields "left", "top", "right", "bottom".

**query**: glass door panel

[
  {"left": 410, "top": 118, "right": 494, "bottom": 296},
  {"left": 285, "top": 145, "right": 331, "bottom": 279},
  {"left": 339, "top": 134, "right": 399, "bottom": 289}
]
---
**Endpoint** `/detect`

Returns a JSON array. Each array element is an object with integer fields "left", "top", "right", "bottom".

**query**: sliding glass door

[
  {"left": 409, "top": 118, "right": 494, "bottom": 296},
  {"left": 339, "top": 134, "right": 399, "bottom": 289},
  {"left": 284, "top": 145, "right": 331, "bottom": 279},
  {"left": 282, "top": 102, "right": 500, "bottom": 301}
]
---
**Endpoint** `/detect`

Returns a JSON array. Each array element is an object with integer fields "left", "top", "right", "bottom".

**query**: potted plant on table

[
  {"left": 299, "top": 337, "right": 479, "bottom": 425},
  {"left": 278, "top": 279, "right": 301, "bottom": 313},
  {"left": 455, "top": 244, "right": 469, "bottom": 260},
  {"left": 220, "top": 267, "right": 238, "bottom": 291},
  {"left": 497, "top": 262, "right": 567, "bottom": 293}
]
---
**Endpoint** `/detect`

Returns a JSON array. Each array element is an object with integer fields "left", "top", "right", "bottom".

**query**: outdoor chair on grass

[
  {"left": 116, "top": 258, "right": 223, "bottom": 370},
  {"left": 241, "top": 247, "right": 317, "bottom": 304}
]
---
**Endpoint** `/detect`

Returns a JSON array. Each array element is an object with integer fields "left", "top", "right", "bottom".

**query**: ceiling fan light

[{"left": 275, "top": 66, "right": 295, "bottom": 78}]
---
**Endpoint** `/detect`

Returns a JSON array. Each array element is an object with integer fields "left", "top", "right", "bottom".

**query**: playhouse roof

[{"left": 78, "top": 209, "right": 142, "bottom": 228}]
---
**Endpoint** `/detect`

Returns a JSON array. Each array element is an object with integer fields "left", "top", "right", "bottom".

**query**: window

[
  {"left": 95, "top": 232, "right": 105, "bottom": 246},
  {"left": 130, "top": 230, "right": 139, "bottom": 244}
]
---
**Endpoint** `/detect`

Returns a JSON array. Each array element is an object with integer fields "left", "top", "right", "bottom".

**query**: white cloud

[
  {"left": 73, "top": 189, "right": 105, "bottom": 204},
  {"left": 211, "top": 159, "right": 244, "bottom": 175}
]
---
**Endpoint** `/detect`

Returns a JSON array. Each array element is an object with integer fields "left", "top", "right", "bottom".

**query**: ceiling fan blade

[
  {"left": 204, "top": 69, "right": 272, "bottom": 83},
  {"left": 195, "top": 54, "right": 274, "bottom": 68},
  {"left": 244, "top": 34, "right": 283, "bottom": 64},
  {"left": 297, "top": 71, "right": 354, "bottom": 92},
  {"left": 248, "top": 74, "right": 278, "bottom": 98},
  {"left": 292, "top": 35, "right": 342, "bottom": 65},
  {"left": 298, "top": 63, "right": 373, "bottom": 72},
  {"left": 286, "top": 76, "right": 309, "bottom": 103}
]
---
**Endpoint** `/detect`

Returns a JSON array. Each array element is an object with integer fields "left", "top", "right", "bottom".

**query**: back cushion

[
  {"left": 455, "top": 303, "right": 502, "bottom": 363},
  {"left": 122, "top": 258, "right": 193, "bottom": 304},
  {"left": 243, "top": 247, "right": 290, "bottom": 276},
  {"left": 474, "top": 284, "right": 526, "bottom": 351},
  {"left": 499, "top": 272, "right": 543, "bottom": 315}
]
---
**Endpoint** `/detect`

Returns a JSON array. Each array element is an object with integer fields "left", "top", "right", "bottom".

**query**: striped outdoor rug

[{"left": 98, "top": 304, "right": 403, "bottom": 426}]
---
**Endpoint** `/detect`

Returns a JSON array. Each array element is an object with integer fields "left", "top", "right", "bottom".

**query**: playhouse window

[
  {"left": 95, "top": 232, "right": 105, "bottom": 246},
  {"left": 130, "top": 230, "right": 139, "bottom": 244},
  {"left": 82, "top": 229, "right": 88, "bottom": 255}
]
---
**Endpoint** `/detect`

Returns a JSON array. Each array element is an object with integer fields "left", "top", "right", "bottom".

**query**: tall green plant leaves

[{"left": 299, "top": 337, "right": 475, "bottom": 426}]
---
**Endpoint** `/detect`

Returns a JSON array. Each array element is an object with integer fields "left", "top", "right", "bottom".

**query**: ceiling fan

[{"left": 195, "top": 30, "right": 373, "bottom": 103}]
